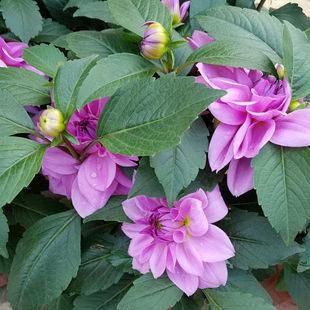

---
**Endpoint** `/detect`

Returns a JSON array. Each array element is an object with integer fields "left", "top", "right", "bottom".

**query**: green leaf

[
  {"left": 194, "top": 6, "right": 283, "bottom": 64},
  {"left": 77, "top": 53, "right": 156, "bottom": 110},
  {"left": 171, "top": 296, "right": 201, "bottom": 310},
  {"left": 7, "top": 210, "right": 81, "bottom": 309},
  {"left": 203, "top": 290, "right": 276, "bottom": 310},
  {"left": 0, "top": 208, "right": 9, "bottom": 258},
  {"left": 33, "top": 18, "right": 71, "bottom": 44},
  {"left": 150, "top": 117, "right": 208, "bottom": 206},
  {"left": 0, "top": 137, "right": 47, "bottom": 208},
  {"left": 186, "top": 38, "right": 277, "bottom": 76},
  {"left": 73, "top": 1, "right": 118, "bottom": 24},
  {"left": 218, "top": 209, "right": 303, "bottom": 270},
  {"left": 128, "top": 157, "right": 166, "bottom": 199},
  {"left": 271, "top": 3, "right": 309, "bottom": 31},
  {"left": 107, "top": 0, "right": 170, "bottom": 37},
  {"left": 22, "top": 44, "right": 67, "bottom": 77},
  {"left": 84, "top": 196, "right": 130, "bottom": 223},
  {"left": 0, "top": 67, "right": 51, "bottom": 106},
  {"left": 66, "top": 29, "right": 138, "bottom": 60},
  {"left": 298, "top": 231, "right": 310, "bottom": 272},
  {"left": 73, "top": 274, "right": 136, "bottom": 310},
  {"left": 284, "top": 263, "right": 310, "bottom": 310},
  {"left": 68, "top": 238, "right": 123, "bottom": 295},
  {"left": 118, "top": 273, "right": 183, "bottom": 310},
  {"left": 282, "top": 21, "right": 310, "bottom": 100},
  {"left": 64, "top": 0, "right": 97, "bottom": 9},
  {"left": 54, "top": 55, "right": 98, "bottom": 121},
  {"left": 47, "top": 294, "right": 75, "bottom": 310},
  {"left": 97, "top": 73, "right": 226, "bottom": 156},
  {"left": 0, "top": 0, "right": 42, "bottom": 43},
  {"left": 11, "top": 192, "right": 68, "bottom": 229},
  {"left": 216, "top": 268, "right": 272, "bottom": 303},
  {"left": 252, "top": 143, "right": 310, "bottom": 245},
  {"left": 183, "top": 162, "right": 225, "bottom": 196},
  {"left": 0, "top": 90, "right": 35, "bottom": 137}
]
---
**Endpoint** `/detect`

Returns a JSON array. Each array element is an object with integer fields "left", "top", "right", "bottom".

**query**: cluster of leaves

[{"left": 1, "top": 0, "right": 310, "bottom": 309}]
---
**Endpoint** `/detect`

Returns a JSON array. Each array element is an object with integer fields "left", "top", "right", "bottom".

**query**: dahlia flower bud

[
  {"left": 161, "top": 0, "right": 190, "bottom": 25},
  {"left": 38, "top": 108, "right": 65, "bottom": 137},
  {"left": 141, "top": 21, "right": 170, "bottom": 60}
]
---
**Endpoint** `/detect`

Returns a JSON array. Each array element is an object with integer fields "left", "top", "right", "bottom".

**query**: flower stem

[
  {"left": 62, "top": 135, "right": 80, "bottom": 161},
  {"left": 79, "top": 139, "right": 100, "bottom": 161},
  {"left": 256, "top": 0, "right": 266, "bottom": 12},
  {"left": 30, "top": 131, "right": 52, "bottom": 144}
]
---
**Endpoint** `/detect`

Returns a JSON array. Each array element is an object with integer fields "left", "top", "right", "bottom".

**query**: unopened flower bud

[
  {"left": 38, "top": 108, "right": 65, "bottom": 137},
  {"left": 161, "top": 0, "right": 190, "bottom": 25},
  {"left": 141, "top": 22, "right": 169, "bottom": 60}
]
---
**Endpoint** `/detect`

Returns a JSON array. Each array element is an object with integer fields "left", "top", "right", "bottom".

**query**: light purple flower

[
  {"left": 0, "top": 37, "right": 43, "bottom": 74},
  {"left": 161, "top": 0, "right": 190, "bottom": 24},
  {"left": 190, "top": 30, "right": 310, "bottom": 197},
  {"left": 41, "top": 98, "right": 138, "bottom": 218},
  {"left": 122, "top": 187, "right": 235, "bottom": 296}
]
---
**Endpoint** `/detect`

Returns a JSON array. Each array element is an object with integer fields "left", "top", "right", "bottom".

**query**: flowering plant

[{"left": 0, "top": 0, "right": 310, "bottom": 309}]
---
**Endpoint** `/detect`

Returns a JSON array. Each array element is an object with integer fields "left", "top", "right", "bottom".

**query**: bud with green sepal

[{"left": 38, "top": 108, "right": 65, "bottom": 137}]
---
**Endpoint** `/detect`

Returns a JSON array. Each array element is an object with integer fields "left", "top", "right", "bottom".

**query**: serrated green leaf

[
  {"left": 284, "top": 263, "right": 310, "bottom": 310},
  {"left": 0, "top": 208, "right": 9, "bottom": 258},
  {"left": 7, "top": 210, "right": 81, "bottom": 309},
  {"left": 22, "top": 44, "right": 67, "bottom": 77},
  {"left": 282, "top": 21, "right": 310, "bottom": 100},
  {"left": 66, "top": 29, "right": 138, "bottom": 60},
  {"left": 194, "top": 6, "right": 283, "bottom": 64},
  {"left": 73, "top": 274, "right": 136, "bottom": 310},
  {"left": 218, "top": 209, "right": 303, "bottom": 270},
  {"left": 54, "top": 55, "right": 98, "bottom": 121},
  {"left": 252, "top": 143, "right": 310, "bottom": 245},
  {"left": 171, "top": 296, "right": 201, "bottom": 310},
  {"left": 203, "top": 290, "right": 276, "bottom": 310},
  {"left": 216, "top": 268, "right": 272, "bottom": 303},
  {"left": 97, "top": 74, "right": 226, "bottom": 156},
  {"left": 33, "top": 18, "right": 71, "bottom": 44},
  {"left": 150, "top": 117, "right": 208, "bottom": 206},
  {"left": 73, "top": 1, "right": 118, "bottom": 24},
  {"left": 183, "top": 162, "right": 225, "bottom": 196},
  {"left": 185, "top": 38, "right": 277, "bottom": 76},
  {"left": 64, "top": 0, "right": 97, "bottom": 9},
  {"left": 0, "top": 90, "right": 35, "bottom": 137},
  {"left": 0, "top": 67, "right": 51, "bottom": 106},
  {"left": 11, "top": 192, "right": 68, "bottom": 229},
  {"left": 77, "top": 53, "right": 156, "bottom": 109},
  {"left": 47, "top": 294, "right": 75, "bottom": 310},
  {"left": 107, "top": 0, "right": 170, "bottom": 37},
  {"left": 128, "top": 157, "right": 166, "bottom": 199},
  {"left": 271, "top": 3, "right": 309, "bottom": 31},
  {"left": 0, "top": 137, "right": 47, "bottom": 208},
  {"left": 118, "top": 273, "right": 183, "bottom": 310},
  {"left": 68, "top": 238, "right": 123, "bottom": 295},
  {"left": 298, "top": 232, "right": 310, "bottom": 272},
  {"left": 0, "top": 0, "right": 42, "bottom": 43},
  {"left": 84, "top": 196, "right": 130, "bottom": 223}
]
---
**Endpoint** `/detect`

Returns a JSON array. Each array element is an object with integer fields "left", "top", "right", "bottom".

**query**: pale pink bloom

[
  {"left": 161, "top": 0, "right": 190, "bottom": 24},
  {"left": 41, "top": 98, "right": 138, "bottom": 218},
  {"left": 122, "top": 187, "right": 235, "bottom": 296},
  {"left": 190, "top": 30, "right": 310, "bottom": 196}
]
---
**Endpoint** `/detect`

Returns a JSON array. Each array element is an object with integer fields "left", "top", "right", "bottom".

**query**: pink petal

[
  {"left": 150, "top": 243, "right": 168, "bottom": 278},
  {"left": 233, "top": 114, "right": 252, "bottom": 159},
  {"left": 270, "top": 109, "right": 310, "bottom": 147},
  {"left": 189, "top": 224, "right": 235, "bottom": 263},
  {"left": 179, "top": 189, "right": 208, "bottom": 208},
  {"left": 188, "top": 30, "right": 214, "bottom": 50},
  {"left": 198, "top": 261, "right": 228, "bottom": 289},
  {"left": 176, "top": 242, "right": 204, "bottom": 276},
  {"left": 208, "top": 123, "right": 238, "bottom": 172},
  {"left": 167, "top": 262, "right": 199, "bottom": 296},
  {"left": 128, "top": 234, "right": 154, "bottom": 257},
  {"left": 173, "top": 226, "right": 187, "bottom": 243},
  {"left": 204, "top": 185, "right": 228, "bottom": 223},
  {"left": 132, "top": 257, "right": 150, "bottom": 274},
  {"left": 227, "top": 157, "right": 254, "bottom": 197},
  {"left": 122, "top": 223, "right": 148, "bottom": 238},
  {"left": 166, "top": 243, "right": 177, "bottom": 273},
  {"left": 122, "top": 197, "right": 149, "bottom": 222}
]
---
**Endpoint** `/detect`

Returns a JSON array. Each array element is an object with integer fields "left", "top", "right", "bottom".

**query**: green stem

[
  {"left": 79, "top": 138, "right": 100, "bottom": 161},
  {"left": 30, "top": 131, "right": 52, "bottom": 144},
  {"left": 256, "top": 0, "right": 266, "bottom": 12},
  {"left": 62, "top": 135, "right": 80, "bottom": 161},
  {"left": 176, "top": 62, "right": 192, "bottom": 76}
]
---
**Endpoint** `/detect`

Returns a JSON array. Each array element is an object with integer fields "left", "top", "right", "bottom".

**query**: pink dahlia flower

[
  {"left": 41, "top": 98, "right": 138, "bottom": 218},
  {"left": 189, "top": 31, "right": 310, "bottom": 196},
  {"left": 161, "top": 0, "right": 190, "bottom": 24},
  {"left": 122, "top": 187, "right": 235, "bottom": 296},
  {"left": 0, "top": 37, "right": 43, "bottom": 74}
]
